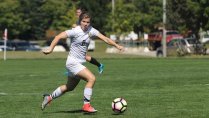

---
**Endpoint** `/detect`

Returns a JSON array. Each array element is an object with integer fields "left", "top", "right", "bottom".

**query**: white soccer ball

[{"left": 112, "top": 98, "right": 127, "bottom": 113}]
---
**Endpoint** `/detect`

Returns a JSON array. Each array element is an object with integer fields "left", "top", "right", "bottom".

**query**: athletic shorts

[{"left": 66, "top": 56, "right": 86, "bottom": 77}]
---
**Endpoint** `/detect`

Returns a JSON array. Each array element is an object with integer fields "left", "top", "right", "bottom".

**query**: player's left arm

[{"left": 97, "top": 33, "right": 124, "bottom": 51}]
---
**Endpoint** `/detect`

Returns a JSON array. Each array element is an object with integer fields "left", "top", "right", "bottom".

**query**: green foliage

[
  {"left": 0, "top": 0, "right": 27, "bottom": 39},
  {"left": 106, "top": 0, "right": 162, "bottom": 35},
  {"left": 0, "top": 0, "right": 73, "bottom": 40},
  {"left": 0, "top": 0, "right": 209, "bottom": 40},
  {"left": 167, "top": 0, "right": 209, "bottom": 37},
  {"left": 41, "top": 0, "right": 72, "bottom": 31},
  {"left": 78, "top": 0, "right": 110, "bottom": 34},
  {"left": 58, "top": 5, "right": 77, "bottom": 31},
  {"left": 19, "top": 0, "right": 49, "bottom": 40},
  {"left": 133, "top": 0, "right": 162, "bottom": 33},
  {"left": 113, "top": 1, "right": 136, "bottom": 33}
]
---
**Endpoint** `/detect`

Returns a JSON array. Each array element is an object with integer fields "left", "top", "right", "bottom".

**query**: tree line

[{"left": 0, "top": 0, "right": 209, "bottom": 40}]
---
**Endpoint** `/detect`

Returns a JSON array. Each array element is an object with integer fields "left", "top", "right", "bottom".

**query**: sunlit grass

[{"left": 1, "top": 58, "right": 209, "bottom": 117}]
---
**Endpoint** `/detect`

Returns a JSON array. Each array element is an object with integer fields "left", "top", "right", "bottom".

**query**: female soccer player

[
  {"left": 41, "top": 12, "right": 124, "bottom": 113},
  {"left": 74, "top": 7, "right": 104, "bottom": 74}
]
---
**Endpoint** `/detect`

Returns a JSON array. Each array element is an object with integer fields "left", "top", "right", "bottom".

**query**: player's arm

[
  {"left": 42, "top": 32, "right": 68, "bottom": 55},
  {"left": 97, "top": 33, "right": 124, "bottom": 51}
]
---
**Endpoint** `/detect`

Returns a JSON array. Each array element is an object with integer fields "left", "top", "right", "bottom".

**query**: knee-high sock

[
  {"left": 50, "top": 87, "right": 63, "bottom": 99},
  {"left": 84, "top": 88, "right": 92, "bottom": 104},
  {"left": 89, "top": 57, "right": 101, "bottom": 67}
]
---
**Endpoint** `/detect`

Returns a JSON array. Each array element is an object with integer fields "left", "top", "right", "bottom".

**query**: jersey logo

[
  {"left": 81, "top": 32, "right": 92, "bottom": 46},
  {"left": 81, "top": 40, "right": 87, "bottom": 46}
]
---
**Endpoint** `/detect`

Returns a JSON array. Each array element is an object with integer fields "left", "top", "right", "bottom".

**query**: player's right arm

[{"left": 42, "top": 32, "right": 68, "bottom": 55}]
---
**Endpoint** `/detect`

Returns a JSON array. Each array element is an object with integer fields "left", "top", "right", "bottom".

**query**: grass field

[{"left": 1, "top": 57, "right": 209, "bottom": 118}]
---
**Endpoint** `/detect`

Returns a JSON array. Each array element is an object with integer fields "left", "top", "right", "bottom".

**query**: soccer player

[
  {"left": 73, "top": 7, "right": 104, "bottom": 74},
  {"left": 41, "top": 12, "right": 124, "bottom": 113}
]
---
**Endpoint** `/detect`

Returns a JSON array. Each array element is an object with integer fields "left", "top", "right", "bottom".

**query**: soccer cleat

[
  {"left": 41, "top": 94, "right": 52, "bottom": 110},
  {"left": 64, "top": 71, "right": 68, "bottom": 76},
  {"left": 82, "top": 103, "right": 97, "bottom": 113},
  {"left": 98, "top": 64, "right": 104, "bottom": 74}
]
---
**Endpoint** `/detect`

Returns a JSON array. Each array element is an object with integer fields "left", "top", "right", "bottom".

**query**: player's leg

[
  {"left": 41, "top": 84, "right": 65, "bottom": 110},
  {"left": 76, "top": 68, "right": 97, "bottom": 112},
  {"left": 41, "top": 76, "right": 80, "bottom": 110},
  {"left": 85, "top": 54, "right": 104, "bottom": 74},
  {"left": 50, "top": 76, "right": 81, "bottom": 98}
]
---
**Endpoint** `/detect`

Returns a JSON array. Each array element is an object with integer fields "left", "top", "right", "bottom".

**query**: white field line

[
  {"left": 183, "top": 84, "right": 209, "bottom": 86},
  {"left": 0, "top": 92, "right": 76, "bottom": 96},
  {"left": 0, "top": 92, "right": 41, "bottom": 96}
]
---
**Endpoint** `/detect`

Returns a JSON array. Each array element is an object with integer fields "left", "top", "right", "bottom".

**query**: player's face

[
  {"left": 80, "top": 18, "right": 90, "bottom": 31},
  {"left": 76, "top": 9, "right": 82, "bottom": 18}
]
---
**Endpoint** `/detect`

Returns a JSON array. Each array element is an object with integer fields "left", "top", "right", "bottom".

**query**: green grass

[{"left": 1, "top": 58, "right": 209, "bottom": 118}]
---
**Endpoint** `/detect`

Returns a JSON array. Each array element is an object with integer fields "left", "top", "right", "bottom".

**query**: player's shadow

[
  {"left": 51, "top": 109, "right": 96, "bottom": 115},
  {"left": 53, "top": 109, "right": 83, "bottom": 114}
]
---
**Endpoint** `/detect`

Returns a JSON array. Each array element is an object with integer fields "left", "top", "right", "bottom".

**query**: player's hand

[
  {"left": 116, "top": 45, "right": 125, "bottom": 52},
  {"left": 42, "top": 48, "right": 53, "bottom": 55}
]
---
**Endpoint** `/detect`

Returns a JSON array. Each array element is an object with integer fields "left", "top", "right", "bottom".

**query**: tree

[
  {"left": 0, "top": 0, "right": 28, "bottom": 39},
  {"left": 109, "top": 0, "right": 136, "bottom": 34},
  {"left": 167, "top": 0, "right": 209, "bottom": 37},
  {"left": 19, "top": 0, "right": 47, "bottom": 40},
  {"left": 132, "top": 0, "right": 162, "bottom": 33},
  {"left": 1, "top": 0, "right": 208, "bottom": 40},
  {"left": 33, "top": 0, "right": 71, "bottom": 39},
  {"left": 78, "top": 0, "right": 111, "bottom": 34}
]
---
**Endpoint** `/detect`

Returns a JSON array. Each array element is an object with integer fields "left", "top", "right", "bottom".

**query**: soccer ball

[{"left": 112, "top": 98, "right": 127, "bottom": 113}]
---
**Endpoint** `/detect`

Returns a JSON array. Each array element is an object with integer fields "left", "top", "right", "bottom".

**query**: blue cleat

[
  {"left": 98, "top": 64, "right": 104, "bottom": 74},
  {"left": 64, "top": 71, "right": 68, "bottom": 76}
]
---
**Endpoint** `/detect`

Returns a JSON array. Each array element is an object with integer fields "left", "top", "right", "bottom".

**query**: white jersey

[{"left": 65, "top": 26, "right": 99, "bottom": 63}]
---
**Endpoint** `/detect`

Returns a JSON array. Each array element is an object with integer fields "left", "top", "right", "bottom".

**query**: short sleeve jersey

[{"left": 65, "top": 26, "right": 99, "bottom": 63}]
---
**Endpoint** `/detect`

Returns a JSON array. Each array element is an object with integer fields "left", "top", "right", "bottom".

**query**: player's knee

[
  {"left": 88, "top": 75, "right": 96, "bottom": 83},
  {"left": 85, "top": 56, "right": 88, "bottom": 60},
  {"left": 85, "top": 55, "right": 91, "bottom": 61}
]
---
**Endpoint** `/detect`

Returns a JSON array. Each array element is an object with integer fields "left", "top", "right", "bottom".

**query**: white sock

[
  {"left": 51, "top": 87, "right": 63, "bottom": 99},
  {"left": 84, "top": 88, "right": 92, "bottom": 104}
]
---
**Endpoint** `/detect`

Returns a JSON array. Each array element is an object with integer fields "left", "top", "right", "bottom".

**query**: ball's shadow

[{"left": 112, "top": 113, "right": 124, "bottom": 115}]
